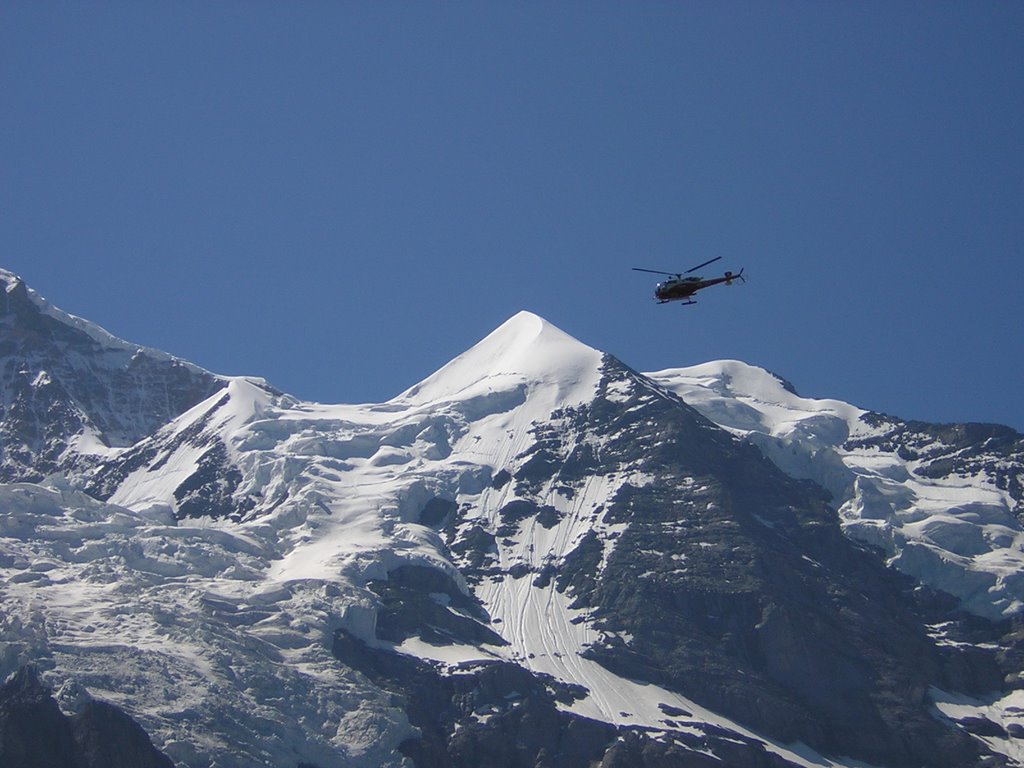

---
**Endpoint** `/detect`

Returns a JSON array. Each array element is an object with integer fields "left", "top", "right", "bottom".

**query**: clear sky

[{"left": 3, "top": 3, "right": 1022, "bottom": 429}]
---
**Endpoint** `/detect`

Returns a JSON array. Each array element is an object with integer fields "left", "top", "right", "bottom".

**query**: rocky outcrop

[
  {"left": 333, "top": 629, "right": 801, "bottom": 768},
  {"left": 440, "top": 358, "right": 990, "bottom": 767},
  {"left": 0, "top": 271, "right": 224, "bottom": 483},
  {"left": 0, "top": 666, "right": 173, "bottom": 768}
]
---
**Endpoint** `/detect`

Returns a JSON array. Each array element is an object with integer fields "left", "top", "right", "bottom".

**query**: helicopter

[{"left": 633, "top": 257, "right": 745, "bottom": 305}]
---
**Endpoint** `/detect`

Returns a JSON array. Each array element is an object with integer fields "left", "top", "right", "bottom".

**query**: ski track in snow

[{"left": 465, "top": 469, "right": 871, "bottom": 768}]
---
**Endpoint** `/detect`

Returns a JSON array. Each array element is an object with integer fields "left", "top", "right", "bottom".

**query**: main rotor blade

[
  {"left": 632, "top": 267, "right": 677, "bottom": 276},
  {"left": 685, "top": 256, "right": 722, "bottom": 274}
]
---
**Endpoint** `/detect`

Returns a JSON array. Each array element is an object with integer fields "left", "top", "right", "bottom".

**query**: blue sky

[{"left": 3, "top": 3, "right": 1022, "bottom": 429}]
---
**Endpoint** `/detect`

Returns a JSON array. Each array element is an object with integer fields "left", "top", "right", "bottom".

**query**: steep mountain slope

[
  {"left": 649, "top": 361, "right": 1024, "bottom": 620},
  {"left": 1, "top": 272, "right": 1022, "bottom": 767},
  {"left": 0, "top": 270, "right": 225, "bottom": 483}
]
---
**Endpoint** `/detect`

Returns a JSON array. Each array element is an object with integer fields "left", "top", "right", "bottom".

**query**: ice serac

[{"left": 2, "top": 275, "right": 1023, "bottom": 768}]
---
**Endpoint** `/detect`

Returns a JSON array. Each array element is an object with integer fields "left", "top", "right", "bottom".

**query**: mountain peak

[
  {"left": 0, "top": 267, "right": 21, "bottom": 289},
  {"left": 396, "top": 310, "right": 603, "bottom": 408},
  {"left": 0, "top": 267, "right": 227, "bottom": 478},
  {"left": 3, "top": 268, "right": 92, "bottom": 334},
  {"left": 0, "top": 268, "right": 221, "bottom": 385}
]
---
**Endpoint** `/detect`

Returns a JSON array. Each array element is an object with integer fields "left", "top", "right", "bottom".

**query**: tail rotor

[{"left": 725, "top": 268, "right": 745, "bottom": 285}]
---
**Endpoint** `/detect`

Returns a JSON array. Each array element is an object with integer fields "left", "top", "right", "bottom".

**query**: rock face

[
  {"left": 509, "top": 359, "right": 972, "bottom": 764},
  {"left": 0, "top": 666, "right": 174, "bottom": 768},
  {"left": 1, "top": 273, "right": 1023, "bottom": 767},
  {"left": 0, "top": 270, "right": 224, "bottom": 484},
  {"left": 649, "top": 361, "right": 1024, "bottom": 621},
  {"left": 411, "top": 357, "right": 987, "bottom": 767}
]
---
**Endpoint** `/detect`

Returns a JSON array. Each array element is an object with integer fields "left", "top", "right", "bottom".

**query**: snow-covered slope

[
  {"left": 649, "top": 360, "right": 1024, "bottom": 620},
  {"left": 2, "top": 275, "right": 1022, "bottom": 768}
]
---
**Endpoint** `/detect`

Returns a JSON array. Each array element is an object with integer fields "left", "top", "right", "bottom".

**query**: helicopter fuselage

[{"left": 654, "top": 271, "right": 740, "bottom": 303}]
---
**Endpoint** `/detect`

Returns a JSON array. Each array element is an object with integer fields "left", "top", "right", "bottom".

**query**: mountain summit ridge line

[{"left": 2, "top": 267, "right": 1022, "bottom": 767}]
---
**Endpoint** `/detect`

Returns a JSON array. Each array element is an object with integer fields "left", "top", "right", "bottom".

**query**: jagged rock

[
  {"left": 0, "top": 666, "right": 83, "bottom": 768},
  {"left": 0, "top": 270, "right": 224, "bottom": 484},
  {"left": 0, "top": 666, "right": 173, "bottom": 768},
  {"left": 369, "top": 565, "right": 507, "bottom": 647},
  {"left": 71, "top": 700, "right": 175, "bottom": 768}
]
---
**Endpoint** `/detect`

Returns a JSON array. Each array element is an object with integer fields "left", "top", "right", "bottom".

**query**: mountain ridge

[
  {"left": 650, "top": 361, "right": 1024, "bottom": 620},
  {"left": 0, "top": 269, "right": 227, "bottom": 484},
  {"left": 2, "top": 270, "right": 1022, "bottom": 767}
]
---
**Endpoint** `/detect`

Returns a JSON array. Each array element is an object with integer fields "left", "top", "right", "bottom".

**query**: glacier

[{"left": 2, "top": 268, "right": 1022, "bottom": 767}]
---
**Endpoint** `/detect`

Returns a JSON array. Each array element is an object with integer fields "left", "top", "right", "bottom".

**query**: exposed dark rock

[
  {"left": 420, "top": 497, "right": 457, "bottom": 527},
  {"left": 333, "top": 628, "right": 615, "bottom": 768},
  {"left": 0, "top": 273, "right": 225, "bottom": 484},
  {"left": 0, "top": 666, "right": 173, "bottom": 768},
  {"left": 598, "top": 727, "right": 804, "bottom": 768},
  {"left": 532, "top": 563, "right": 557, "bottom": 589},
  {"left": 956, "top": 716, "right": 1009, "bottom": 739},
  {"left": 369, "top": 565, "right": 507, "bottom": 648},
  {"left": 448, "top": 524, "right": 499, "bottom": 576},
  {"left": 333, "top": 629, "right": 800, "bottom": 768},
  {"left": 173, "top": 440, "right": 254, "bottom": 520},
  {"left": 0, "top": 666, "right": 83, "bottom": 768},
  {"left": 491, "top": 469, "right": 512, "bottom": 489},
  {"left": 925, "top": 607, "right": 1010, "bottom": 695},
  {"left": 71, "top": 700, "right": 175, "bottom": 768},
  {"left": 513, "top": 446, "right": 562, "bottom": 496},
  {"left": 556, "top": 530, "right": 603, "bottom": 604},
  {"left": 495, "top": 499, "right": 561, "bottom": 537},
  {"left": 535, "top": 505, "right": 562, "bottom": 529}
]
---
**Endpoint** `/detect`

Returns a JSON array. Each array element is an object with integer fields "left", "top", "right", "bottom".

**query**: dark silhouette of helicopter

[{"left": 633, "top": 257, "right": 745, "bottom": 305}]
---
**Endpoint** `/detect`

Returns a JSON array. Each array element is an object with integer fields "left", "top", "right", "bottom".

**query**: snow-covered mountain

[
  {"left": 2, "top": 269, "right": 1023, "bottom": 768},
  {"left": 649, "top": 362, "right": 1024, "bottom": 621},
  {"left": 0, "top": 269, "right": 225, "bottom": 483}
]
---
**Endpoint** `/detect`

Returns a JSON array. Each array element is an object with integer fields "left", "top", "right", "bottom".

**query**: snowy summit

[
  {"left": 397, "top": 310, "right": 603, "bottom": 409},
  {"left": 1, "top": 270, "right": 1023, "bottom": 768}
]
